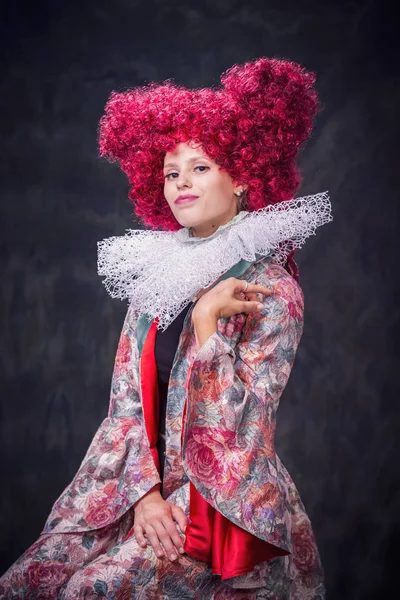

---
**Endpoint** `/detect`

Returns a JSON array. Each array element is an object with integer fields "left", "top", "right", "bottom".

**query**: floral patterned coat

[{"left": 40, "top": 253, "right": 325, "bottom": 595}]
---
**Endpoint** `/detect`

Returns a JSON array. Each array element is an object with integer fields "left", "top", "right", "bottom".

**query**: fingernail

[
  {"left": 170, "top": 553, "right": 177, "bottom": 560},
  {"left": 257, "top": 304, "right": 264, "bottom": 310},
  {"left": 179, "top": 547, "right": 185, "bottom": 554}
]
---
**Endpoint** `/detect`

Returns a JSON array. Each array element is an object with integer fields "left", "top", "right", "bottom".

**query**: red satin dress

[{"left": 151, "top": 305, "right": 288, "bottom": 581}]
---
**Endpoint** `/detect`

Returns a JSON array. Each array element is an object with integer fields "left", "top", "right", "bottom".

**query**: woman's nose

[{"left": 176, "top": 174, "right": 192, "bottom": 189}]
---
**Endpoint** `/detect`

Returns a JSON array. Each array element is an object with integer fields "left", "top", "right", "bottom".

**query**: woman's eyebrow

[{"left": 164, "top": 156, "right": 209, "bottom": 169}]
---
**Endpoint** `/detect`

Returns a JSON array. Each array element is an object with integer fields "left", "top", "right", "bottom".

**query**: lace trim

[{"left": 97, "top": 191, "right": 332, "bottom": 331}]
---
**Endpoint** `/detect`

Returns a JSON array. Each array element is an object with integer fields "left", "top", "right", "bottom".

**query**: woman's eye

[{"left": 164, "top": 166, "right": 209, "bottom": 180}]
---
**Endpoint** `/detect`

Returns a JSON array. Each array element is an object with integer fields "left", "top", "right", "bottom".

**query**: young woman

[{"left": 0, "top": 57, "right": 332, "bottom": 599}]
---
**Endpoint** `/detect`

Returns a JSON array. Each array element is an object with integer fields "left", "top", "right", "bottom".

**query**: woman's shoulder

[
  {"left": 251, "top": 255, "right": 302, "bottom": 287},
  {"left": 250, "top": 256, "right": 304, "bottom": 319}
]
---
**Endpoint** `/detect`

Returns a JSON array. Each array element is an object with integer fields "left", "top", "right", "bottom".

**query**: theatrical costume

[{"left": 0, "top": 57, "right": 332, "bottom": 599}]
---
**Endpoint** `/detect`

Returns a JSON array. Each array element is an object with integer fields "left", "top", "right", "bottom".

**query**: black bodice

[{"left": 154, "top": 303, "right": 192, "bottom": 484}]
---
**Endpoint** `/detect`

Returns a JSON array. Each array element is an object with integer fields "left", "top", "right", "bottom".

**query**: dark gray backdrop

[{"left": 1, "top": 1, "right": 398, "bottom": 598}]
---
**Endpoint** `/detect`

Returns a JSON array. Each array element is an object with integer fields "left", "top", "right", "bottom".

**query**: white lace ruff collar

[{"left": 97, "top": 191, "right": 332, "bottom": 331}]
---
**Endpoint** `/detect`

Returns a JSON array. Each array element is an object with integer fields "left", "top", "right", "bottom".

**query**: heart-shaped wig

[{"left": 98, "top": 57, "right": 319, "bottom": 231}]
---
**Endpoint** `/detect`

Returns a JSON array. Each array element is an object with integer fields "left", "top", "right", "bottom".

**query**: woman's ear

[{"left": 233, "top": 181, "right": 248, "bottom": 193}]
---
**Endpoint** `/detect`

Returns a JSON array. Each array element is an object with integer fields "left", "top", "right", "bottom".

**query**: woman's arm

[
  {"left": 181, "top": 263, "right": 304, "bottom": 536},
  {"left": 191, "top": 277, "right": 269, "bottom": 351},
  {"left": 192, "top": 312, "right": 219, "bottom": 350},
  {"left": 42, "top": 306, "right": 162, "bottom": 534}
]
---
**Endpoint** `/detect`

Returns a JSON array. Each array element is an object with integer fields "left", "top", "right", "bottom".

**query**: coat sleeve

[
  {"left": 181, "top": 262, "right": 304, "bottom": 545},
  {"left": 41, "top": 305, "right": 161, "bottom": 534}
]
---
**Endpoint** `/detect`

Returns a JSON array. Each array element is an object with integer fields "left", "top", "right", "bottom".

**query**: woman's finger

[
  {"left": 170, "top": 504, "right": 188, "bottom": 536},
  {"left": 132, "top": 524, "right": 147, "bottom": 547},
  {"left": 236, "top": 299, "right": 264, "bottom": 313},
  {"left": 144, "top": 524, "right": 165, "bottom": 559},
  {"left": 162, "top": 514, "right": 185, "bottom": 555},
  {"left": 238, "top": 282, "right": 272, "bottom": 295},
  {"left": 152, "top": 521, "right": 179, "bottom": 562},
  {"left": 244, "top": 291, "right": 267, "bottom": 302}
]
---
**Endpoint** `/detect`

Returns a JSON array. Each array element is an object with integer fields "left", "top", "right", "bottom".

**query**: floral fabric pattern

[
  {"left": 0, "top": 256, "right": 325, "bottom": 598},
  {"left": 182, "top": 262, "right": 306, "bottom": 552}
]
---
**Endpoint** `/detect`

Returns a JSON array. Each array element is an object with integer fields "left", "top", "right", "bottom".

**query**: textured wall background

[{"left": 0, "top": 0, "right": 398, "bottom": 598}]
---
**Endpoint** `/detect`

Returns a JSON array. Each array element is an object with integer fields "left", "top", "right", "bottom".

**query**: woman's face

[{"left": 163, "top": 141, "right": 245, "bottom": 238}]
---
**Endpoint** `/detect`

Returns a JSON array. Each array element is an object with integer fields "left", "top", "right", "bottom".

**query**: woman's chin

[{"left": 173, "top": 212, "right": 203, "bottom": 229}]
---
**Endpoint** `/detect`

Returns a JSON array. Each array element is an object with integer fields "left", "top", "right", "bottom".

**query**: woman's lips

[{"left": 175, "top": 195, "right": 199, "bottom": 205}]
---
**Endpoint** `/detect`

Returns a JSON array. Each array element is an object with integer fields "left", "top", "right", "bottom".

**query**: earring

[{"left": 234, "top": 189, "right": 244, "bottom": 197}]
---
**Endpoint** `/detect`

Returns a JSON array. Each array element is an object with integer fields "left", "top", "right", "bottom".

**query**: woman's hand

[
  {"left": 133, "top": 486, "right": 188, "bottom": 562},
  {"left": 192, "top": 276, "right": 272, "bottom": 321}
]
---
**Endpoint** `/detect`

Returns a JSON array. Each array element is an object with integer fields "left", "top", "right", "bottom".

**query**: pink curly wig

[{"left": 98, "top": 57, "right": 319, "bottom": 232}]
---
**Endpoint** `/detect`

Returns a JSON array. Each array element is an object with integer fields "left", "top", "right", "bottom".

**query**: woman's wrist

[
  {"left": 192, "top": 307, "right": 219, "bottom": 351},
  {"left": 134, "top": 484, "right": 162, "bottom": 509}
]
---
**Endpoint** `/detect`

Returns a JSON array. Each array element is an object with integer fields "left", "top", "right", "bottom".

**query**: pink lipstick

[{"left": 175, "top": 195, "right": 199, "bottom": 205}]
